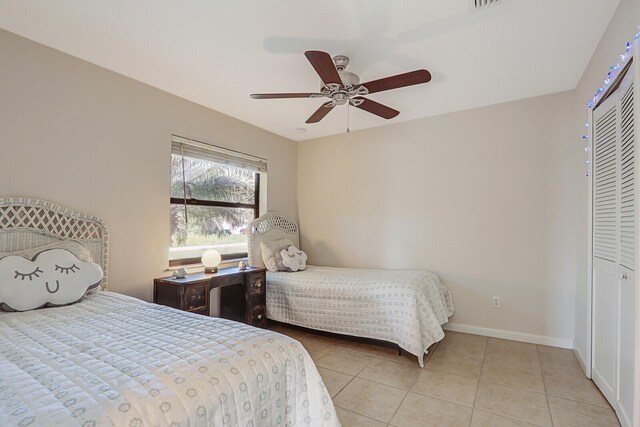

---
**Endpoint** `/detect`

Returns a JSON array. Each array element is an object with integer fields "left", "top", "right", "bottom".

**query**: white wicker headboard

[
  {"left": 247, "top": 212, "right": 300, "bottom": 268},
  {"left": 0, "top": 197, "right": 109, "bottom": 289}
]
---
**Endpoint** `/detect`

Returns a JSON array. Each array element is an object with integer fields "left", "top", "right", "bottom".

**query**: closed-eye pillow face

[
  {"left": 4, "top": 240, "right": 102, "bottom": 294},
  {"left": 0, "top": 249, "right": 103, "bottom": 312},
  {"left": 280, "top": 246, "right": 308, "bottom": 272}
]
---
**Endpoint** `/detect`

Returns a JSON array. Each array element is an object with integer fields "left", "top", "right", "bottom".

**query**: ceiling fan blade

[
  {"left": 304, "top": 51, "right": 343, "bottom": 86},
  {"left": 250, "top": 93, "right": 324, "bottom": 99},
  {"left": 360, "top": 69, "right": 431, "bottom": 94},
  {"left": 305, "top": 101, "right": 335, "bottom": 123},
  {"left": 352, "top": 97, "right": 399, "bottom": 119}
]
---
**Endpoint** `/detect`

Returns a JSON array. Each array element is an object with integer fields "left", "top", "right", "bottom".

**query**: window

[{"left": 169, "top": 137, "right": 266, "bottom": 266}]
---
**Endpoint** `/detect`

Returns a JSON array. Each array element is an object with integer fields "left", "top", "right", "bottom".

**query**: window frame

[{"left": 169, "top": 172, "right": 260, "bottom": 267}]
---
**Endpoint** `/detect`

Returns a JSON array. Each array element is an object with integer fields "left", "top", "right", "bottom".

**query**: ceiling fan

[{"left": 250, "top": 51, "right": 432, "bottom": 124}]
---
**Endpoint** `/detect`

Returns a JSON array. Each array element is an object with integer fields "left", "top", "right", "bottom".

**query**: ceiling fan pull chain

[{"left": 347, "top": 102, "right": 350, "bottom": 133}]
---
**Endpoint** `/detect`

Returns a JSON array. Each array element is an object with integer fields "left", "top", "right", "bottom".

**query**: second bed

[{"left": 247, "top": 213, "right": 454, "bottom": 367}]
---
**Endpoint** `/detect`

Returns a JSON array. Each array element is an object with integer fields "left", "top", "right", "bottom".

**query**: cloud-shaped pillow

[
  {"left": 279, "top": 246, "right": 308, "bottom": 272},
  {"left": 0, "top": 249, "right": 103, "bottom": 311}
]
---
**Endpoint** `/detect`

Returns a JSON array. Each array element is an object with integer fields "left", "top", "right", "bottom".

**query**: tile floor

[{"left": 269, "top": 323, "right": 621, "bottom": 427}]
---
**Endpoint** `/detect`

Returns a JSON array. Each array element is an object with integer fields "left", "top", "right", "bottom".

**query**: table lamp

[{"left": 202, "top": 249, "right": 221, "bottom": 274}]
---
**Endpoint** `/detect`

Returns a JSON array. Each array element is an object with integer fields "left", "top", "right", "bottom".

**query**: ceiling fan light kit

[{"left": 250, "top": 50, "right": 431, "bottom": 125}]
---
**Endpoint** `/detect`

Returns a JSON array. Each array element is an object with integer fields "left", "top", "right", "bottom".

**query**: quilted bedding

[
  {"left": 0, "top": 292, "right": 339, "bottom": 427},
  {"left": 266, "top": 266, "right": 454, "bottom": 367}
]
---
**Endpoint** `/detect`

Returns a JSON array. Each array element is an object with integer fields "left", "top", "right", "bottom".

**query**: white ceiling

[{"left": 0, "top": 0, "right": 620, "bottom": 141}]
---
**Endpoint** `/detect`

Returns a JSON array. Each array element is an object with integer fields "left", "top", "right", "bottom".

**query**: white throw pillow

[
  {"left": 3, "top": 240, "right": 101, "bottom": 293},
  {"left": 280, "top": 246, "right": 308, "bottom": 272},
  {"left": 0, "top": 248, "right": 103, "bottom": 312},
  {"left": 7, "top": 239, "right": 94, "bottom": 263},
  {"left": 260, "top": 239, "right": 294, "bottom": 272}
]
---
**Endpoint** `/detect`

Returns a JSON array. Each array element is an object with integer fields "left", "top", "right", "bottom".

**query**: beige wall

[
  {"left": 571, "top": 0, "right": 640, "bottom": 364},
  {"left": 0, "top": 29, "right": 298, "bottom": 301},
  {"left": 297, "top": 91, "right": 579, "bottom": 346}
]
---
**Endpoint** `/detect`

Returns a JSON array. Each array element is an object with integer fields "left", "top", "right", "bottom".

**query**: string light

[
  {"left": 583, "top": 119, "right": 590, "bottom": 177},
  {"left": 587, "top": 27, "right": 639, "bottom": 109},
  {"left": 583, "top": 27, "right": 638, "bottom": 178}
]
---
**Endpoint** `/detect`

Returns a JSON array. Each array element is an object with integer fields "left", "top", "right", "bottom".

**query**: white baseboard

[
  {"left": 443, "top": 322, "right": 573, "bottom": 349},
  {"left": 573, "top": 344, "right": 589, "bottom": 377}
]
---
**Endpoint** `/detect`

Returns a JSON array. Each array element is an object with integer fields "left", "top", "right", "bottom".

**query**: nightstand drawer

[
  {"left": 247, "top": 272, "right": 265, "bottom": 296},
  {"left": 249, "top": 304, "right": 266, "bottom": 327},
  {"left": 183, "top": 283, "right": 208, "bottom": 311},
  {"left": 248, "top": 290, "right": 266, "bottom": 308}
]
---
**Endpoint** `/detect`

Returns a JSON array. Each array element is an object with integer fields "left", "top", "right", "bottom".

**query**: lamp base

[{"left": 204, "top": 266, "right": 219, "bottom": 274}]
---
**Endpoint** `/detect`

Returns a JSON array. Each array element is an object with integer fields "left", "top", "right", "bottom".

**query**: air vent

[{"left": 469, "top": 0, "right": 504, "bottom": 11}]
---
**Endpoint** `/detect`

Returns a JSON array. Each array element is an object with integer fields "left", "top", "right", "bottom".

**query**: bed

[
  {"left": 248, "top": 213, "right": 454, "bottom": 367},
  {"left": 0, "top": 198, "right": 339, "bottom": 427}
]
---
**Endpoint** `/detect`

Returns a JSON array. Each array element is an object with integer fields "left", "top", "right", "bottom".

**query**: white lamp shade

[{"left": 201, "top": 250, "right": 221, "bottom": 268}]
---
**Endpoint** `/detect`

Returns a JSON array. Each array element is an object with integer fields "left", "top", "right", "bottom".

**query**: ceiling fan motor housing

[
  {"left": 321, "top": 55, "right": 364, "bottom": 105},
  {"left": 337, "top": 70, "right": 359, "bottom": 88}
]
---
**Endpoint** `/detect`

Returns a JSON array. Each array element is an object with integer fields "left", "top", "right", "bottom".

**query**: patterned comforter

[
  {"left": 267, "top": 266, "right": 454, "bottom": 367},
  {"left": 0, "top": 292, "right": 339, "bottom": 427}
]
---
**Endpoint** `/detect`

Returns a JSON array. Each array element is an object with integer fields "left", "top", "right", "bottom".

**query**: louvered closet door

[
  {"left": 592, "top": 91, "right": 620, "bottom": 406},
  {"left": 592, "top": 69, "right": 637, "bottom": 426},
  {"left": 617, "top": 74, "right": 635, "bottom": 427}
]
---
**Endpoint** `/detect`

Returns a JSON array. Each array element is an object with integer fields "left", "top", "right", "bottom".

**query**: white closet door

[
  {"left": 592, "top": 68, "right": 637, "bottom": 426},
  {"left": 592, "top": 91, "right": 620, "bottom": 406},
  {"left": 617, "top": 74, "right": 636, "bottom": 427}
]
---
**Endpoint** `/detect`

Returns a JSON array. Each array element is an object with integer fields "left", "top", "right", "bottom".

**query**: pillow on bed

[
  {"left": 5, "top": 239, "right": 93, "bottom": 263},
  {"left": 0, "top": 248, "right": 103, "bottom": 312},
  {"left": 3, "top": 239, "right": 102, "bottom": 293},
  {"left": 280, "top": 246, "right": 308, "bottom": 272},
  {"left": 260, "top": 238, "right": 294, "bottom": 272}
]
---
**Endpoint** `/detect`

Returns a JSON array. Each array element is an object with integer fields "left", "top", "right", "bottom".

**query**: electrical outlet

[{"left": 492, "top": 296, "right": 501, "bottom": 308}]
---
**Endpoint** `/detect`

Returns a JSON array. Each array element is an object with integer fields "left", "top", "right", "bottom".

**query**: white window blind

[
  {"left": 619, "top": 83, "right": 635, "bottom": 271},
  {"left": 593, "top": 105, "right": 618, "bottom": 263},
  {"left": 171, "top": 135, "right": 267, "bottom": 173}
]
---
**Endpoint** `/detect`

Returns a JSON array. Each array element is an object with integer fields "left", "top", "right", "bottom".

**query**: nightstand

[{"left": 153, "top": 266, "right": 267, "bottom": 327}]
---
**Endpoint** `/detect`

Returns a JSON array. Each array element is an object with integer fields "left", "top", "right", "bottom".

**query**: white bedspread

[
  {"left": 0, "top": 292, "right": 339, "bottom": 427},
  {"left": 266, "top": 266, "right": 454, "bottom": 367}
]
